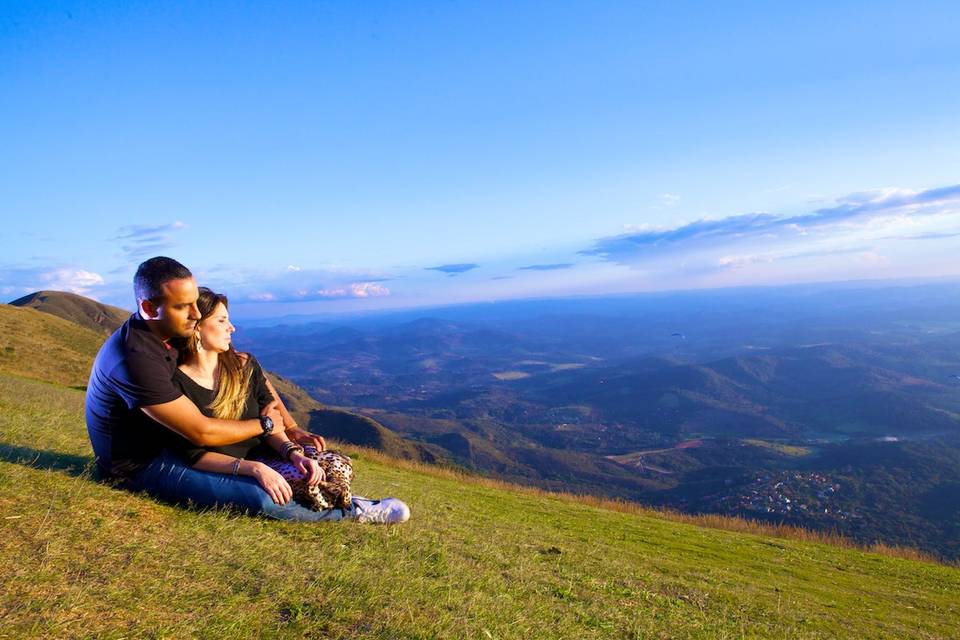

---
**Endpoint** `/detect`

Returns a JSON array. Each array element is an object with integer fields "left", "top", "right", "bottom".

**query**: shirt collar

[{"left": 128, "top": 313, "right": 176, "bottom": 351}]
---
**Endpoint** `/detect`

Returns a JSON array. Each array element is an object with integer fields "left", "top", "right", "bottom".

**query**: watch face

[{"left": 261, "top": 416, "right": 274, "bottom": 431}]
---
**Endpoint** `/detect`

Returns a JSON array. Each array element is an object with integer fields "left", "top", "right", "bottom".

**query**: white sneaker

[{"left": 350, "top": 497, "right": 411, "bottom": 524}]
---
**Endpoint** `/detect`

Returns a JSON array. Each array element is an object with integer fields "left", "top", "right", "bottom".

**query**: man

[{"left": 86, "top": 256, "right": 409, "bottom": 523}]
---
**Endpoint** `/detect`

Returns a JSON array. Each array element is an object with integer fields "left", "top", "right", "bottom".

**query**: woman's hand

[
  {"left": 249, "top": 461, "right": 293, "bottom": 505},
  {"left": 287, "top": 426, "right": 326, "bottom": 451},
  {"left": 289, "top": 451, "right": 324, "bottom": 486}
]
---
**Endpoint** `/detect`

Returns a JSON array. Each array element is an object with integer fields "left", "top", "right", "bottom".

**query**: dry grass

[
  {"left": 3, "top": 373, "right": 960, "bottom": 638},
  {"left": 0, "top": 305, "right": 103, "bottom": 387}
]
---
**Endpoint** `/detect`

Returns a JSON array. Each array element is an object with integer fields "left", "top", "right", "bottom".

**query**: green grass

[{"left": 2, "top": 372, "right": 959, "bottom": 639}]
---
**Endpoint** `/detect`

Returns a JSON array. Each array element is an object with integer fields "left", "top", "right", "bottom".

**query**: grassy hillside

[
  {"left": 0, "top": 304, "right": 104, "bottom": 386},
  {"left": 2, "top": 371, "right": 960, "bottom": 638},
  {"left": 0, "top": 311, "right": 958, "bottom": 638},
  {"left": 2, "top": 297, "right": 959, "bottom": 637},
  {"left": 9, "top": 290, "right": 130, "bottom": 336}
]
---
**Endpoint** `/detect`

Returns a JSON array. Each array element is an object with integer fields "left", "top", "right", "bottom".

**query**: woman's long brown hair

[{"left": 179, "top": 287, "right": 252, "bottom": 420}]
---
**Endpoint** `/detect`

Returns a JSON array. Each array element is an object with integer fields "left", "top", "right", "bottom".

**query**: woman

[{"left": 170, "top": 287, "right": 410, "bottom": 523}]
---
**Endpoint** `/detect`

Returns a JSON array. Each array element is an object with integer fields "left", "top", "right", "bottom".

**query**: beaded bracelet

[{"left": 281, "top": 440, "right": 304, "bottom": 461}]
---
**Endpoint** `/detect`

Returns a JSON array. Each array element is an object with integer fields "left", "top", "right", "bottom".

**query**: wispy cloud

[
  {"left": 517, "top": 263, "right": 575, "bottom": 271},
  {"left": 882, "top": 231, "right": 960, "bottom": 241},
  {"left": 583, "top": 185, "right": 960, "bottom": 265},
  {"left": 717, "top": 246, "right": 873, "bottom": 270},
  {"left": 316, "top": 282, "right": 390, "bottom": 299},
  {"left": 242, "top": 282, "right": 390, "bottom": 303},
  {"left": 660, "top": 193, "right": 680, "bottom": 207},
  {"left": 114, "top": 221, "right": 187, "bottom": 261},
  {"left": 761, "top": 184, "right": 793, "bottom": 195},
  {"left": 115, "top": 222, "right": 187, "bottom": 240},
  {"left": 425, "top": 263, "right": 479, "bottom": 275},
  {"left": 192, "top": 263, "right": 397, "bottom": 305}
]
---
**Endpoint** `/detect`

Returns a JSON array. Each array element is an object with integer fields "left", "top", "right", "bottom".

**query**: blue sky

[{"left": 2, "top": 1, "right": 959, "bottom": 317}]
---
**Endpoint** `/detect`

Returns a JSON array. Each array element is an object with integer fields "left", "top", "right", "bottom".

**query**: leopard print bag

[{"left": 257, "top": 446, "right": 354, "bottom": 512}]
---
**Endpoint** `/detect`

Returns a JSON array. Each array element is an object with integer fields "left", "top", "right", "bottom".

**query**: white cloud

[
  {"left": 40, "top": 268, "right": 105, "bottom": 295},
  {"left": 585, "top": 184, "right": 960, "bottom": 266},
  {"left": 314, "top": 282, "right": 391, "bottom": 299},
  {"left": 350, "top": 282, "right": 390, "bottom": 297},
  {"left": 190, "top": 262, "right": 398, "bottom": 305},
  {"left": 718, "top": 254, "right": 774, "bottom": 269},
  {"left": 314, "top": 287, "right": 347, "bottom": 298},
  {"left": 623, "top": 222, "right": 669, "bottom": 233}
]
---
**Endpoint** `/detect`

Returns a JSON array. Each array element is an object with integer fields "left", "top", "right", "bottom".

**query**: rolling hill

[
  {"left": 0, "top": 303, "right": 106, "bottom": 387},
  {"left": 9, "top": 290, "right": 131, "bottom": 336},
  {"left": 1, "top": 293, "right": 958, "bottom": 637}
]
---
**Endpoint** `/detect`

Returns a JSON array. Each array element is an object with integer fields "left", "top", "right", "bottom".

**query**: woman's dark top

[{"left": 170, "top": 354, "right": 275, "bottom": 465}]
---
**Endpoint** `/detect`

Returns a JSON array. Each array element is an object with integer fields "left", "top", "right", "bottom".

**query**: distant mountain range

[{"left": 238, "top": 282, "right": 960, "bottom": 559}]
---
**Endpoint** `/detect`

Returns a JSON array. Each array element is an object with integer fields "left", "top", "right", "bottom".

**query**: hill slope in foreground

[{"left": 1, "top": 305, "right": 958, "bottom": 638}]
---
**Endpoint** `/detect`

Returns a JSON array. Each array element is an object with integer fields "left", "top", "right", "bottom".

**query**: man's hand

[
  {"left": 287, "top": 425, "right": 326, "bottom": 451},
  {"left": 260, "top": 399, "right": 284, "bottom": 428}
]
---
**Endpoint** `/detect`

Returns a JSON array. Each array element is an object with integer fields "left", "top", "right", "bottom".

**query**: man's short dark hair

[{"left": 134, "top": 257, "right": 192, "bottom": 303}]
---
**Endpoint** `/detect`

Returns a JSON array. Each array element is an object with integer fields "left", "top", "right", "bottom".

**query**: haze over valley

[{"left": 233, "top": 279, "right": 960, "bottom": 559}]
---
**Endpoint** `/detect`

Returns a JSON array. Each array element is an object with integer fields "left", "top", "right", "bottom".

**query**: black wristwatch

[{"left": 259, "top": 415, "right": 274, "bottom": 436}]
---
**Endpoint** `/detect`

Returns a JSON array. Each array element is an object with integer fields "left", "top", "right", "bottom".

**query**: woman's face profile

[{"left": 196, "top": 302, "right": 235, "bottom": 353}]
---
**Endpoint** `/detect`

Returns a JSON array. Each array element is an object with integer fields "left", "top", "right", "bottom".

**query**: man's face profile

[{"left": 142, "top": 277, "right": 201, "bottom": 339}]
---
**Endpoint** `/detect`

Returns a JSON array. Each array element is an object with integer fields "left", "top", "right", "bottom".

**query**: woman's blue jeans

[{"left": 122, "top": 449, "right": 348, "bottom": 521}]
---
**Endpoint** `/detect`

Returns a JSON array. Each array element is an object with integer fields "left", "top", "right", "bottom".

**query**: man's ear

[{"left": 139, "top": 298, "right": 160, "bottom": 320}]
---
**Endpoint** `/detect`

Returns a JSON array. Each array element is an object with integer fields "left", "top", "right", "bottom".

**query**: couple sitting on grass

[{"left": 85, "top": 256, "right": 410, "bottom": 524}]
